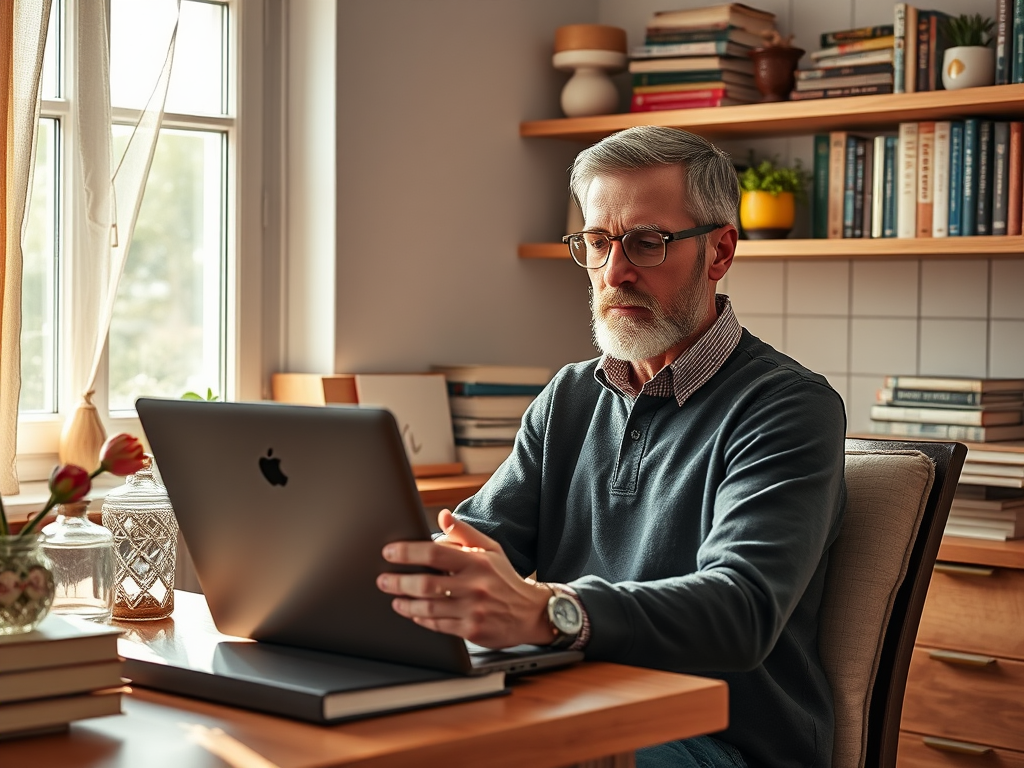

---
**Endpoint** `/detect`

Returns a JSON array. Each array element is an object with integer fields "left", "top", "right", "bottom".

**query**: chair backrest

[{"left": 819, "top": 438, "right": 966, "bottom": 768}]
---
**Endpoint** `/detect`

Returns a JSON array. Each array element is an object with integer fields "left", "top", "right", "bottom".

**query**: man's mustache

[{"left": 594, "top": 286, "right": 660, "bottom": 315}]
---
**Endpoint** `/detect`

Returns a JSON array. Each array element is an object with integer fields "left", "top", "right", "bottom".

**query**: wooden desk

[{"left": 0, "top": 661, "right": 727, "bottom": 768}]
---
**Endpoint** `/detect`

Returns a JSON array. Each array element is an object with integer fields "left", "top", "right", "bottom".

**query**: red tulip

[
  {"left": 97, "top": 433, "right": 146, "bottom": 477},
  {"left": 48, "top": 464, "right": 92, "bottom": 505}
]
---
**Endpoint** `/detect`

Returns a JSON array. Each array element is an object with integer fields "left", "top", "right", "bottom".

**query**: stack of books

[
  {"left": 869, "top": 376, "right": 1024, "bottom": 443},
  {"left": 430, "top": 364, "right": 551, "bottom": 475},
  {"left": 627, "top": 3, "right": 775, "bottom": 112},
  {"left": 812, "top": 119, "right": 1024, "bottom": 240},
  {"left": 791, "top": 23, "right": 895, "bottom": 101},
  {"left": 947, "top": 480, "right": 1024, "bottom": 541},
  {"left": 0, "top": 614, "right": 124, "bottom": 739}
]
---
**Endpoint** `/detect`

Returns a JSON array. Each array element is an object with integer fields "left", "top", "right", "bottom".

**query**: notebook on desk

[{"left": 135, "top": 398, "right": 582, "bottom": 679}]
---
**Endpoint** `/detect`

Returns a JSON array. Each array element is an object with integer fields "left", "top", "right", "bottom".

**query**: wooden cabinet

[
  {"left": 518, "top": 84, "right": 1024, "bottom": 261},
  {"left": 898, "top": 538, "right": 1024, "bottom": 765}
]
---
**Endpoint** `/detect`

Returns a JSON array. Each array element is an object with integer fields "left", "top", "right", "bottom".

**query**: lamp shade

[{"left": 553, "top": 24, "right": 627, "bottom": 54}]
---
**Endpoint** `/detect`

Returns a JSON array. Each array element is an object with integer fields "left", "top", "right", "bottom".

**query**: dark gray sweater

[{"left": 456, "top": 330, "right": 847, "bottom": 768}]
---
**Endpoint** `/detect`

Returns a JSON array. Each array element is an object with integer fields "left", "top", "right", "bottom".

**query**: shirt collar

[{"left": 596, "top": 294, "right": 742, "bottom": 407}]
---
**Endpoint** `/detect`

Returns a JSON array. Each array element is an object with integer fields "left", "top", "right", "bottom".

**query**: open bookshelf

[{"left": 519, "top": 85, "right": 1024, "bottom": 261}]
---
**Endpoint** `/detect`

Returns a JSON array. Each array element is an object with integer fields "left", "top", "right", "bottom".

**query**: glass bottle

[
  {"left": 0, "top": 534, "right": 56, "bottom": 634},
  {"left": 101, "top": 457, "right": 177, "bottom": 620},
  {"left": 41, "top": 501, "right": 115, "bottom": 622}
]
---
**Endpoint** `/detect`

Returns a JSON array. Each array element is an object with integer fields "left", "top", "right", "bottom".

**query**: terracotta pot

[
  {"left": 740, "top": 191, "right": 796, "bottom": 239},
  {"left": 749, "top": 46, "right": 805, "bottom": 102}
]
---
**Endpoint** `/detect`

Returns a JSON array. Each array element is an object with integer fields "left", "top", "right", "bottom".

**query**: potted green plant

[
  {"left": 748, "top": 30, "right": 805, "bottom": 102},
  {"left": 738, "top": 155, "right": 808, "bottom": 239},
  {"left": 940, "top": 14, "right": 995, "bottom": 90}
]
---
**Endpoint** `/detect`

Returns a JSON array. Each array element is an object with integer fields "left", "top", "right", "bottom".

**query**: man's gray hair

[{"left": 569, "top": 126, "right": 739, "bottom": 236}]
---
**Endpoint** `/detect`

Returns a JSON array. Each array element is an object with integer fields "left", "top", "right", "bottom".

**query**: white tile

[
  {"left": 785, "top": 317, "right": 849, "bottom": 373},
  {"left": 741, "top": 314, "right": 785, "bottom": 352},
  {"left": 724, "top": 260, "right": 784, "bottom": 315},
  {"left": 990, "top": 320, "right": 1024, "bottom": 378},
  {"left": 848, "top": 374, "right": 888, "bottom": 435},
  {"left": 786, "top": 261, "right": 850, "bottom": 316},
  {"left": 851, "top": 261, "right": 919, "bottom": 317},
  {"left": 920, "top": 260, "right": 989, "bottom": 319},
  {"left": 850, "top": 318, "right": 918, "bottom": 375},
  {"left": 919, "top": 319, "right": 988, "bottom": 377},
  {"left": 991, "top": 260, "right": 1024, "bottom": 319}
]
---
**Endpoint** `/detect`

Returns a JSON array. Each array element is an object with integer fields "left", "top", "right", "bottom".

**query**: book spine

[
  {"left": 631, "top": 40, "right": 734, "bottom": 57},
  {"left": 905, "top": 5, "right": 919, "bottom": 93},
  {"left": 870, "top": 421, "right": 990, "bottom": 441},
  {"left": 916, "top": 121, "right": 935, "bottom": 237},
  {"left": 631, "top": 86, "right": 728, "bottom": 99},
  {"left": 844, "top": 135, "right": 859, "bottom": 238},
  {"left": 828, "top": 131, "right": 847, "bottom": 238},
  {"left": 793, "top": 72, "right": 893, "bottom": 90},
  {"left": 821, "top": 24, "right": 895, "bottom": 47},
  {"left": 948, "top": 121, "right": 964, "bottom": 235},
  {"left": 814, "top": 49, "right": 895, "bottom": 68},
  {"left": 862, "top": 138, "right": 874, "bottom": 238},
  {"left": 1014, "top": 0, "right": 1024, "bottom": 83},
  {"left": 629, "top": 96, "right": 728, "bottom": 112},
  {"left": 1009, "top": 122, "right": 1023, "bottom": 236},
  {"left": 997, "top": 0, "right": 1012, "bottom": 84},
  {"left": 788, "top": 84, "right": 894, "bottom": 99},
  {"left": 992, "top": 121, "right": 1011, "bottom": 235},
  {"left": 894, "top": 3, "right": 908, "bottom": 93},
  {"left": 962, "top": 118, "right": 979, "bottom": 236},
  {"left": 975, "top": 120, "right": 994, "bottom": 235},
  {"left": 882, "top": 136, "right": 899, "bottom": 237},
  {"left": 929, "top": 12, "right": 949, "bottom": 91},
  {"left": 897, "top": 122, "right": 919, "bottom": 238},
  {"left": 794, "top": 62, "right": 894, "bottom": 80},
  {"left": 632, "top": 71, "right": 730, "bottom": 86},
  {"left": 811, "top": 35, "right": 896, "bottom": 60},
  {"left": 891, "top": 388, "right": 986, "bottom": 406},
  {"left": 813, "top": 134, "right": 830, "bottom": 239},
  {"left": 871, "top": 404, "right": 992, "bottom": 426},
  {"left": 916, "top": 10, "right": 931, "bottom": 91},
  {"left": 932, "top": 121, "right": 951, "bottom": 237},
  {"left": 871, "top": 135, "right": 886, "bottom": 237},
  {"left": 643, "top": 29, "right": 732, "bottom": 44}
]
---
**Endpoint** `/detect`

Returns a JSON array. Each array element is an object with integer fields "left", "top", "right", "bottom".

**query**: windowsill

[{"left": 2, "top": 475, "right": 125, "bottom": 529}]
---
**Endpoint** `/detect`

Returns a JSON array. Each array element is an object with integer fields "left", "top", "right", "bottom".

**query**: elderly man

[{"left": 377, "top": 126, "right": 847, "bottom": 768}]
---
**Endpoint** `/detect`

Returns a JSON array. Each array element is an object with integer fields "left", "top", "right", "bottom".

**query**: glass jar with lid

[
  {"left": 41, "top": 500, "right": 115, "bottom": 622},
  {"left": 101, "top": 456, "right": 178, "bottom": 620}
]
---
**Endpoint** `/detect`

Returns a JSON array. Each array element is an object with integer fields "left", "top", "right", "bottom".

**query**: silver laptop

[{"left": 135, "top": 397, "right": 582, "bottom": 677}]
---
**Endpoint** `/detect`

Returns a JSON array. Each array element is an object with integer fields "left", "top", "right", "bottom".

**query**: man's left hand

[{"left": 376, "top": 509, "right": 554, "bottom": 649}]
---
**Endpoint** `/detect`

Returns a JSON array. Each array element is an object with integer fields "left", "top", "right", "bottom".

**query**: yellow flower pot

[{"left": 740, "top": 190, "right": 796, "bottom": 239}]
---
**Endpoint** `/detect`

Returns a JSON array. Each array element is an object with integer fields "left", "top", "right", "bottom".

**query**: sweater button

[{"left": 630, "top": 429, "right": 641, "bottom": 441}]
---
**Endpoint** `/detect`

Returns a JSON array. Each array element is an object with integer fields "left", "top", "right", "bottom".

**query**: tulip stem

[{"left": 17, "top": 497, "right": 58, "bottom": 539}]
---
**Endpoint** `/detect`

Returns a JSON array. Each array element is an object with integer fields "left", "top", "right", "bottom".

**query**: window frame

[{"left": 16, "top": 0, "right": 266, "bottom": 482}]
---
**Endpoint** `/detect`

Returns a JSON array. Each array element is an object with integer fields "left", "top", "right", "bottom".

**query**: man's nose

[{"left": 601, "top": 239, "right": 638, "bottom": 287}]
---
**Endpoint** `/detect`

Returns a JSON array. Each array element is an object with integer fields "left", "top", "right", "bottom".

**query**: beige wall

[{"left": 325, "top": 0, "right": 1024, "bottom": 432}]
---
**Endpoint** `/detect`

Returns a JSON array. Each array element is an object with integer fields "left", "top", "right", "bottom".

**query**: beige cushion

[{"left": 819, "top": 450, "right": 935, "bottom": 768}]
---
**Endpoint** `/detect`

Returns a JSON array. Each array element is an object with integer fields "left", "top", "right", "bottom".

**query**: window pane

[
  {"left": 40, "top": 0, "right": 60, "bottom": 100},
  {"left": 20, "top": 119, "right": 59, "bottom": 414},
  {"left": 110, "top": 0, "right": 227, "bottom": 115},
  {"left": 108, "top": 128, "right": 225, "bottom": 412}
]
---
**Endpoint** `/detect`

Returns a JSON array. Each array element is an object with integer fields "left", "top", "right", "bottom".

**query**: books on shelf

[
  {"left": 632, "top": 68, "right": 754, "bottom": 87},
  {"left": 883, "top": 376, "right": 1024, "bottom": 394},
  {"left": 449, "top": 396, "right": 536, "bottom": 420},
  {"left": 452, "top": 417, "right": 521, "bottom": 442},
  {"left": 630, "top": 40, "right": 753, "bottom": 58},
  {"left": 117, "top": 606, "right": 507, "bottom": 724},
  {"left": 631, "top": 91, "right": 749, "bottom": 111},
  {"left": 0, "top": 614, "right": 124, "bottom": 738},
  {"left": 956, "top": 484, "right": 1024, "bottom": 501},
  {"left": 642, "top": 25, "right": 767, "bottom": 48},
  {"left": 455, "top": 444, "right": 516, "bottom": 475},
  {"left": 820, "top": 23, "right": 894, "bottom": 48},
  {"left": 961, "top": 461, "right": 1024, "bottom": 479},
  {"left": 870, "top": 404, "right": 1023, "bottom": 427},
  {"left": 880, "top": 387, "right": 1024, "bottom": 407},
  {"left": 868, "top": 420, "right": 1024, "bottom": 443},
  {"left": 646, "top": 4, "right": 777, "bottom": 37},
  {"left": 430, "top": 364, "right": 551, "bottom": 387},
  {"left": 628, "top": 55, "right": 755, "bottom": 75},
  {"left": 958, "top": 473, "right": 1024, "bottom": 488}
]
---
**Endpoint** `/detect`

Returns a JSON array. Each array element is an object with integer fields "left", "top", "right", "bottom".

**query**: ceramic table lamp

[{"left": 552, "top": 24, "right": 627, "bottom": 117}]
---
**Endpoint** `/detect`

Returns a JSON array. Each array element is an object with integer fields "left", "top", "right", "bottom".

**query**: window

[{"left": 18, "top": 0, "right": 261, "bottom": 479}]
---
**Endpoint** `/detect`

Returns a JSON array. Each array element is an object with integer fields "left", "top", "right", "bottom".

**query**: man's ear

[{"left": 708, "top": 225, "right": 738, "bottom": 281}]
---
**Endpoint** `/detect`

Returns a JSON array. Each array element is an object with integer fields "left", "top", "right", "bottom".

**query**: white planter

[
  {"left": 942, "top": 46, "right": 995, "bottom": 90},
  {"left": 552, "top": 49, "right": 626, "bottom": 117}
]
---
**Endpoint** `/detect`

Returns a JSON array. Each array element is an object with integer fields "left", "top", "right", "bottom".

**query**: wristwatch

[{"left": 544, "top": 584, "right": 583, "bottom": 648}]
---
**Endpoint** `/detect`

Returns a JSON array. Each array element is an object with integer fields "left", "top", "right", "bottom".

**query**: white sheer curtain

[
  {"left": 60, "top": 0, "right": 181, "bottom": 468},
  {"left": 0, "top": 0, "right": 52, "bottom": 495}
]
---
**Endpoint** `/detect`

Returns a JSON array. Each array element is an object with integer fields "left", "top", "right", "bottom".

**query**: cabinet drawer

[
  {"left": 899, "top": 732, "right": 1024, "bottom": 768},
  {"left": 902, "top": 647, "right": 1024, "bottom": 752},
  {"left": 917, "top": 565, "right": 1024, "bottom": 660}
]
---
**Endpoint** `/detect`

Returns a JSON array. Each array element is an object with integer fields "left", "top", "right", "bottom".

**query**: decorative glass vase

[
  {"left": 41, "top": 501, "right": 115, "bottom": 623},
  {"left": 102, "top": 458, "right": 177, "bottom": 620},
  {"left": 0, "top": 534, "right": 56, "bottom": 635}
]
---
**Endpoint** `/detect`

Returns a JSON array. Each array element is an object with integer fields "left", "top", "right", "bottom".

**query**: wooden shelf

[
  {"left": 520, "top": 84, "right": 1024, "bottom": 143},
  {"left": 938, "top": 536, "right": 1024, "bottom": 570},
  {"left": 520, "top": 236, "right": 1024, "bottom": 262}
]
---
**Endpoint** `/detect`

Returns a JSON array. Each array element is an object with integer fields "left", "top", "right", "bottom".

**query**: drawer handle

[
  {"left": 934, "top": 563, "right": 995, "bottom": 577},
  {"left": 928, "top": 649, "right": 997, "bottom": 667},
  {"left": 922, "top": 736, "right": 994, "bottom": 756}
]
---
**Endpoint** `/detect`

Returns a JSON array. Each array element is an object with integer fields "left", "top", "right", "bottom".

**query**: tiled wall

[{"left": 721, "top": 258, "right": 1024, "bottom": 433}]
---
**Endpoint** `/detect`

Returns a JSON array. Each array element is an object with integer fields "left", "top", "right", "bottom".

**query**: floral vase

[{"left": 0, "top": 535, "right": 56, "bottom": 635}]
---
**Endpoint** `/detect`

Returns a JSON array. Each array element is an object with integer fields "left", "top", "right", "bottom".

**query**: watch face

[{"left": 551, "top": 595, "right": 582, "bottom": 634}]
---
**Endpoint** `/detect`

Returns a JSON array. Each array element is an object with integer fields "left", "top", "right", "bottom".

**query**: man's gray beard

[{"left": 590, "top": 265, "right": 708, "bottom": 362}]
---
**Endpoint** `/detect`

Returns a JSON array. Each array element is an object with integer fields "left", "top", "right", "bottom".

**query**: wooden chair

[{"left": 819, "top": 438, "right": 966, "bottom": 768}]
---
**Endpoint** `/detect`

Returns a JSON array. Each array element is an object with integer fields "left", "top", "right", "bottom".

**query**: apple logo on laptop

[{"left": 259, "top": 448, "right": 288, "bottom": 486}]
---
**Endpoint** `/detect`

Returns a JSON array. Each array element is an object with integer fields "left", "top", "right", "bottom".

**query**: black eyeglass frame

[{"left": 561, "top": 223, "right": 725, "bottom": 269}]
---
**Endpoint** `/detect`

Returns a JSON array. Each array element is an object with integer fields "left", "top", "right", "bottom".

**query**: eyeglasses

[{"left": 562, "top": 224, "right": 723, "bottom": 269}]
